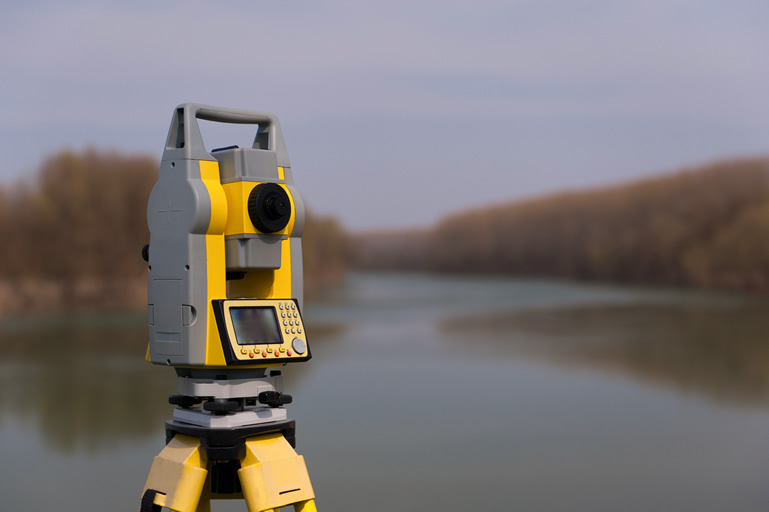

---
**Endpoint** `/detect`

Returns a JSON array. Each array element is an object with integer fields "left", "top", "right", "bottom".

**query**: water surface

[{"left": 1, "top": 273, "right": 767, "bottom": 511}]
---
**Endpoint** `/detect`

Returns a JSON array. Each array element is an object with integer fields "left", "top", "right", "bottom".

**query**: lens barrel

[{"left": 248, "top": 183, "right": 291, "bottom": 233}]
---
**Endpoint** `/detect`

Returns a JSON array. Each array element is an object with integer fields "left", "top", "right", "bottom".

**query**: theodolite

[{"left": 140, "top": 103, "right": 316, "bottom": 512}]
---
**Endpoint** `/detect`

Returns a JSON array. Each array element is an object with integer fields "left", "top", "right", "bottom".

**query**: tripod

[{"left": 140, "top": 377, "right": 316, "bottom": 512}]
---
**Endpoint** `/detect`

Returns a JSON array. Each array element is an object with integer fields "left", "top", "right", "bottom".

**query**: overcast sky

[{"left": 2, "top": 0, "right": 768, "bottom": 230}]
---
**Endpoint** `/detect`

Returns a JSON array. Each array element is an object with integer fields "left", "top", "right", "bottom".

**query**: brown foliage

[
  {"left": 302, "top": 213, "right": 351, "bottom": 295},
  {"left": 0, "top": 149, "right": 350, "bottom": 315},
  {"left": 0, "top": 149, "right": 157, "bottom": 311},
  {"left": 351, "top": 229, "right": 431, "bottom": 271},
  {"left": 352, "top": 157, "right": 769, "bottom": 291}
]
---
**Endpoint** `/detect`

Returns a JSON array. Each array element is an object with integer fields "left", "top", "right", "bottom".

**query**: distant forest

[
  {"left": 4, "top": 151, "right": 769, "bottom": 317},
  {"left": 353, "top": 157, "right": 769, "bottom": 292},
  {"left": 0, "top": 149, "right": 349, "bottom": 316}
]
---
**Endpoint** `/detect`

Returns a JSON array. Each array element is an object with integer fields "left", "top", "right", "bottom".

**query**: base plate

[{"left": 173, "top": 406, "right": 287, "bottom": 428}]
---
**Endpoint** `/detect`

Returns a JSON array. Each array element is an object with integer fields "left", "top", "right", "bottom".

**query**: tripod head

[{"left": 145, "top": 104, "right": 311, "bottom": 372}]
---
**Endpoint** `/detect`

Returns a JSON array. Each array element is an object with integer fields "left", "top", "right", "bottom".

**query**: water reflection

[
  {"left": 0, "top": 313, "right": 171, "bottom": 453},
  {"left": 440, "top": 300, "right": 769, "bottom": 407},
  {"left": 0, "top": 312, "right": 345, "bottom": 453}
]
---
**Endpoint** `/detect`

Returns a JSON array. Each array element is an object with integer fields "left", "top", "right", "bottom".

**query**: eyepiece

[{"left": 248, "top": 183, "right": 291, "bottom": 233}]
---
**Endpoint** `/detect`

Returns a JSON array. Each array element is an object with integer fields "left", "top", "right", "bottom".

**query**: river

[{"left": 1, "top": 272, "right": 768, "bottom": 511}]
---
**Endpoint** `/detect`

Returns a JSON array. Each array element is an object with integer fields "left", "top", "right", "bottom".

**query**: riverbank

[{"left": 353, "top": 156, "right": 769, "bottom": 292}]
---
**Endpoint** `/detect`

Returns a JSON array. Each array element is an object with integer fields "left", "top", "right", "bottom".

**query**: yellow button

[
  {"left": 279, "top": 347, "right": 286, "bottom": 353},
  {"left": 267, "top": 347, "right": 273, "bottom": 353},
  {"left": 241, "top": 348, "right": 248, "bottom": 354}
]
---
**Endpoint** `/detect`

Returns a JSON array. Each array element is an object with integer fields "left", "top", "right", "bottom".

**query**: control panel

[{"left": 212, "top": 299, "right": 311, "bottom": 365}]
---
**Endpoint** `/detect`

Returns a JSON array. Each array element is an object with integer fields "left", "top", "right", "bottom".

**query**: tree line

[
  {"left": 0, "top": 149, "right": 350, "bottom": 316},
  {"left": 353, "top": 157, "right": 769, "bottom": 291}
]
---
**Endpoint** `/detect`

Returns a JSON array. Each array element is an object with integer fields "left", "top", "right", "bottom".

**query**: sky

[{"left": 2, "top": 0, "right": 769, "bottom": 231}]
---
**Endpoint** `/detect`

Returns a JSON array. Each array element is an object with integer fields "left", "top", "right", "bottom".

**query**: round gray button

[{"left": 292, "top": 337, "right": 306, "bottom": 354}]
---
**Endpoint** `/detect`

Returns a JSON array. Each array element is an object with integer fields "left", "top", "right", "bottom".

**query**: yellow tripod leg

[
  {"left": 294, "top": 499, "right": 318, "bottom": 512},
  {"left": 238, "top": 432, "right": 315, "bottom": 512},
  {"left": 142, "top": 433, "right": 208, "bottom": 512}
]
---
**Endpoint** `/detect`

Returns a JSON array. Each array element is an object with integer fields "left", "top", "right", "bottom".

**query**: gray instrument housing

[{"left": 146, "top": 103, "right": 304, "bottom": 367}]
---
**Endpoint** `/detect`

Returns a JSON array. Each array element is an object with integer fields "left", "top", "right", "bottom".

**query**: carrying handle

[{"left": 162, "top": 103, "right": 290, "bottom": 167}]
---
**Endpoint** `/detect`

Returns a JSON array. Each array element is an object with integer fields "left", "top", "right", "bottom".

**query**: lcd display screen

[{"left": 230, "top": 307, "right": 282, "bottom": 345}]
